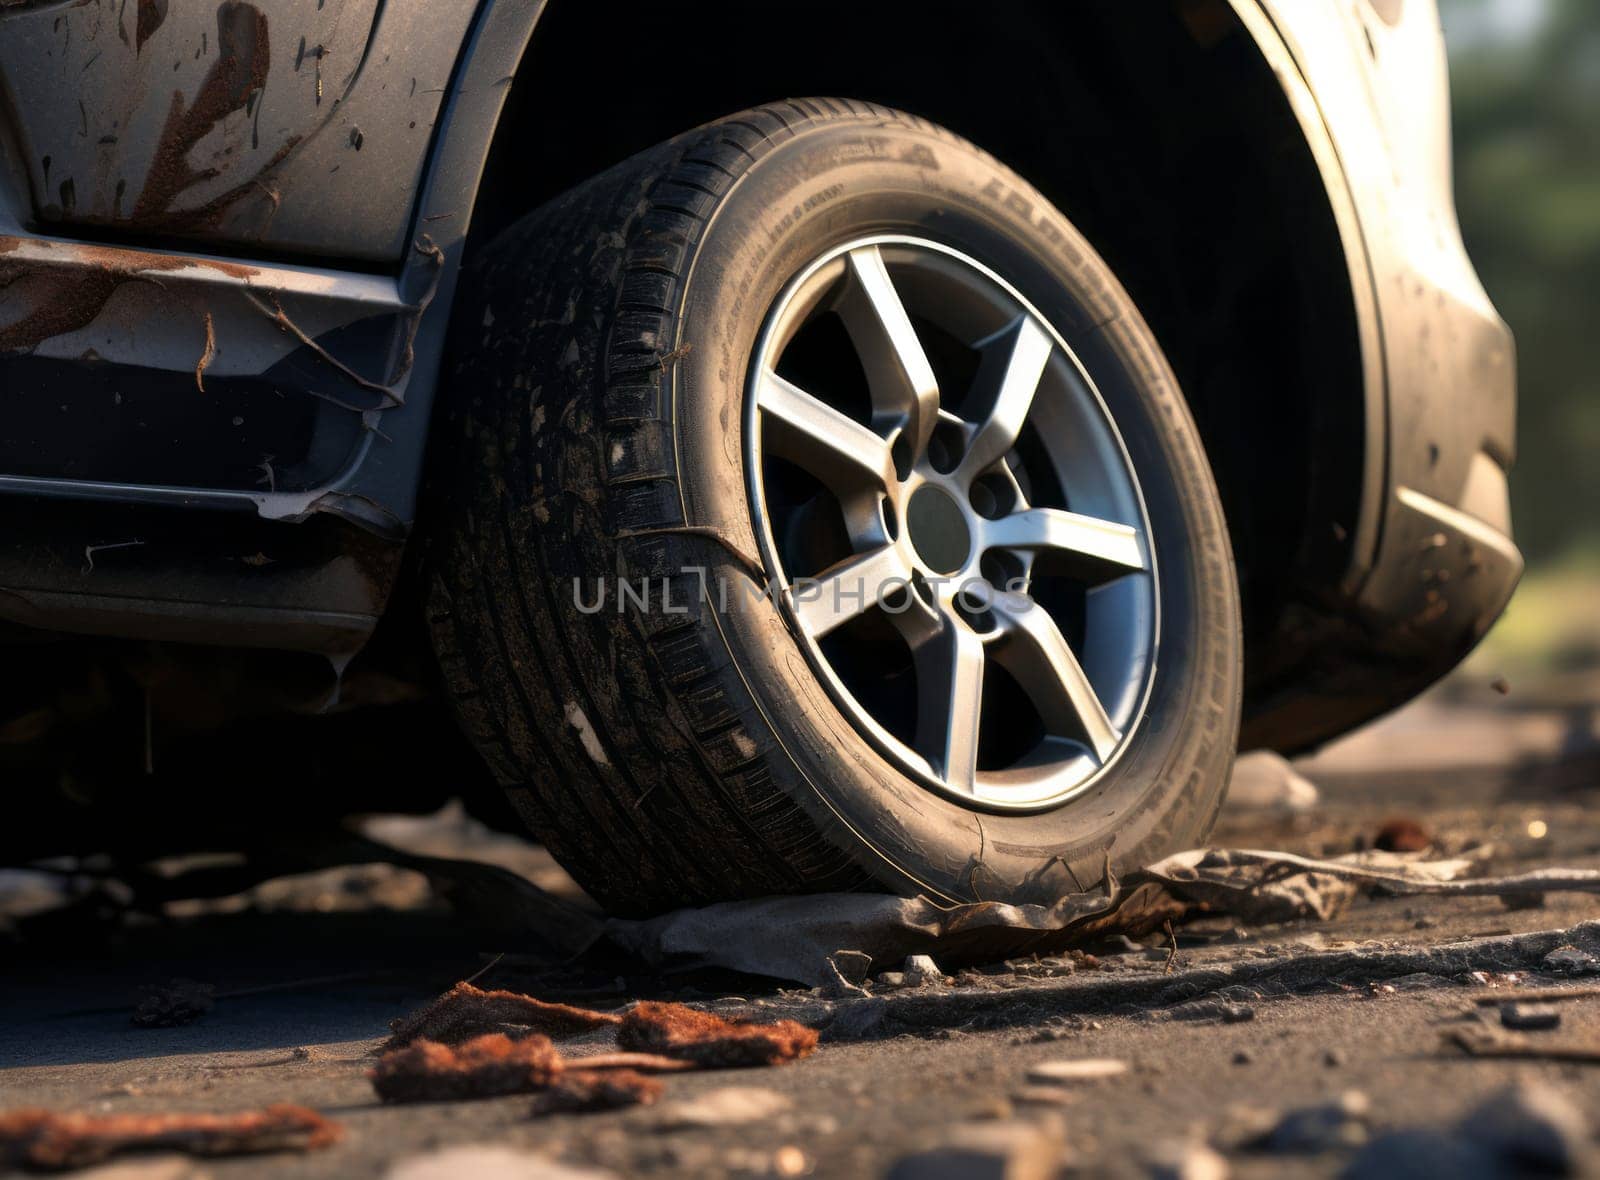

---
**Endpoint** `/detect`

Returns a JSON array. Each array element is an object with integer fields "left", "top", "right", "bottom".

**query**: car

[{"left": 0, "top": 0, "right": 1520, "bottom": 913}]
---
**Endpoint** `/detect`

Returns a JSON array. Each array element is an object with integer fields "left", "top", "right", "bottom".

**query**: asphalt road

[{"left": 4, "top": 673, "right": 1600, "bottom": 1179}]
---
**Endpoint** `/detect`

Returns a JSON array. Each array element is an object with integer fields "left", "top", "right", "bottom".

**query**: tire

[{"left": 424, "top": 99, "right": 1241, "bottom": 915}]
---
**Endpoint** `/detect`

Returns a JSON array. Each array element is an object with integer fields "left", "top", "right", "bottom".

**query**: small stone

[
  {"left": 876, "top": 971, "right": 907, "bottom": 989},
  {"left": 1026, "top": 1058, "right": 1129, "bottom": 1084},
  {"left": 68, "top": 1158, "right": 209, "bottom": 1180},
  {"left": 971, "top": 1098, "right": 1014, "bottom": 1121},
  {"left": 1231, "top": 1050, "right": 1253, "bottom": 1066},
  {"left": 820, "top": 952, "right": 870, "bottom": 999},
  {"left": 885, "top": 1120, "right": 1065, "bottom": 1180},
  {"left": 903, "top": 954, "right": 944, "bottom": 987},
  {"left": 130, "top": 979, "right": 215, "bottom": 1028},
  {"left": 1387, "top": 972, "right": 1451, "bottom": 992},
  {"left": 828, "top": 949, "right": 872, "bottom": 985},
  {"left": 1340, "top": 1130, "right": 1499, "bottom": 1180},
  {"left": 828, "top": 997, "right": 889, "bottom": 1039},
  {"left": 1260, "top": 1091, "right": 1370, "bottom": 1153},
  {"left": 1145, "top": 1137, "right": 1229, "bottom": 1180},
  {"left": 1501, "top": 891, "right": 1547, "bottom": 911},
  {"left": 1458, "top": 1080, "right": 1589, "bottom": 1174},
  {"left": 1323, "top": 1048, "right": 1346, "bottom": 1068},
  {"left": 1225, "top": 751, "right": 1319, "bottom": 813},
  {"left": 1374, "top": 817, "right": 1430, "bottom": 852},
  {"left": 1213, "top": 1106, "right": 1278, "bottom": 1151},
  {"left": 1500, "top": 1002, "right": 1561, "bottom": 1031},
  {"left": 651, "top": 1086, "right": 791, "bottom": 1130},
  {"left": 386, "top": 1146, "right": 617, "bottom": 1180},
  {"left": 1212, "top": 985, "right": 1264, "bottom": 1004},
  {"left": 1167, "top": 1000, "right": 1254, "bottom": 1024},
  {"left": 1544, "top": 946, "right": 1600, "bottom": 976}
]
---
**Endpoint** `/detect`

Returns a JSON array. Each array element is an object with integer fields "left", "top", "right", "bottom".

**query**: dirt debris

[
  {"left": 130, "top": 978, "right": 215, "bottom": 1028},
  {"left": 370, "top": 1034, "right": 562, "bottom": 1104},
  {"left": 1545, "top": 945, "right": 1600, "bottom": 975},
  {"left": 0, "top": 1104, "right": 339, "bottom": 1171},
  {"left": 382, "top": 981, "right": 621, "bottom": 1051},
  {"left": 1226, "top": 750, "right": 1320, "bottom": 813},
  {"left": 1448, "top": 1025, "right": 1600, "bottom": 1064},
  {"left": 1344, "top": 1081, "right": 1590, "bottom": 1179},
  {"left": 1241, "top": 1090, "right": 1371, "bottom": 1154},
  {"left": 1501, "top": 1001, "right": 1562, "bottom": 1030},
  {"left": 529, "top": 1070, "right": 663, "bottom": 1116},
  {"left": 648, "top": 1086, "right": 792, "bottom": 1131},
  {"left": 1145, "top": 1137, "right": 1229, "bottom": 1180},
  {"left": 1025, "top": 1058, "right": 1128, "bottom": 1085},
  {"left": 605, "top": 848, "right": 1600, "bottom": 987},
  {"left": 616, "top": 1001, "right": 819, "bottom": 1068},
  {"left": 884, "top": 1119, "right": 1065, "bottom": 1180},
  {"left": 1374, "top": 817, "right": 1432, "bottom": 852},
  {"left": 373, "top": 981, "right": 818, "bottom": 1106}
]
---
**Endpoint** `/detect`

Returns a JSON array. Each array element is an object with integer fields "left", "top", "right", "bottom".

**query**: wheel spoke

[
  {"left": 837, "top": 245, "right": 940, "bottom": 462},
  {"left": 757, "top": 369, "right": 896, "bottom": 492},
  {"left": 958, "top": 316, "right": 1053, "bottom": 480},
  {"left": 992, "top": 593, "right": 1120, "bottom": 762},
  {"left": 912, "top": 614, "right": 986, "bottom": 794},
  {"left": 984, "top": 508, "right": 1145, "bottom": 582},
  {"left": 792, "top": 544, "right": 912, "bottom": 639}
]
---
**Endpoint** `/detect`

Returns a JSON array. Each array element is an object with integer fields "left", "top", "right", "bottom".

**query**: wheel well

[{"left": 469, "top": 0, "right": 1367, "bottom": 705}]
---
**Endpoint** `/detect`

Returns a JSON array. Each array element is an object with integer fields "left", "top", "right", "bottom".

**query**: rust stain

[
  {"left": 369, "top": 1034, "right": 562, "bottom": 1104},
  {"left": 529, "top": 1069, "right": 663, "bottom": 1115},
  {"left": 616, "top": 1002, "right": 819, "bottom": 1068},
  {"left": 134, "top": 0, "right": 167, "bottom": 53},
  {"left": 0, "top": 237, "right": 257, "bottom": 354},
  {"left": 383, "top": 981, "right": 621, "bottom": 1052},
  {"left": 0, "top": 1105, "right": 340, "bottom": 1170},
  {"left": 0, "top": 265, "right": 138, "bottom": 354},
  {"left": 130, "top": 1, "right": 281, "bottom": 233}
]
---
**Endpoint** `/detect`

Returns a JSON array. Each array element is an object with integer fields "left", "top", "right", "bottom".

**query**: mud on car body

[{"left": 0, "top": 0, "right": 1519, "bottom": 911}]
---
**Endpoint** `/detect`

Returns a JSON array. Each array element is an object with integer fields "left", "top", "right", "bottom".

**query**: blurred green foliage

[{"left": 1444, "top": 0, "right": 1600, "bottom": 565}]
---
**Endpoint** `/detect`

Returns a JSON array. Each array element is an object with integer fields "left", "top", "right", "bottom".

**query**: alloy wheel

[{"left": 746, "top": 236, "right": 1159, "bottom": 811}]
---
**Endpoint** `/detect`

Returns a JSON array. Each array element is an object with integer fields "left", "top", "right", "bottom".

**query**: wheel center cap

[{"left": 906, "top": 486, "right": 972, "bottom": 575}]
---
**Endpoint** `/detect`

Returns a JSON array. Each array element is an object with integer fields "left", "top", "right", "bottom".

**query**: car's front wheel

[{"left": 426, "top": 100, "right": 1241, "bottom": 915}]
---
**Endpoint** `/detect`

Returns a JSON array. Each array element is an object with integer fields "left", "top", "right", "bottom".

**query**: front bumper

[{"left": 1238, "top": 0, "right": 1521, "bottom": 750}]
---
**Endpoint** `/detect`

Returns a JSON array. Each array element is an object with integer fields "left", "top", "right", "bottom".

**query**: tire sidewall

[{"left": 668, "top": 119, "right": 1239, "bottom": 901}]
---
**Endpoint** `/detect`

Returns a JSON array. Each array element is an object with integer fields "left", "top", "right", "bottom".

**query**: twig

[
  {"left": 461, "top": 953, "right": 505, "bottom": 989},
  {"left": 569, "top": 1052, "right": 696, "bottom": 1073},
  {"left": 1469, "top": 985, "right": 1600, "bottom": 1006},
  {"left": 194, "top": 311, "right": 215, "bottom": 392},
  {"left": 1163, "top": 920, "right": 1178, "bottom": 974},
  {"left": 657, "top": 342, "right": 692, "bottom": 371},
  {"left": 82, "top": 539, "right": 144, "bottom": 574},
  {"left": 244, "top": 291, "right": 400, "bottom": 405}
]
